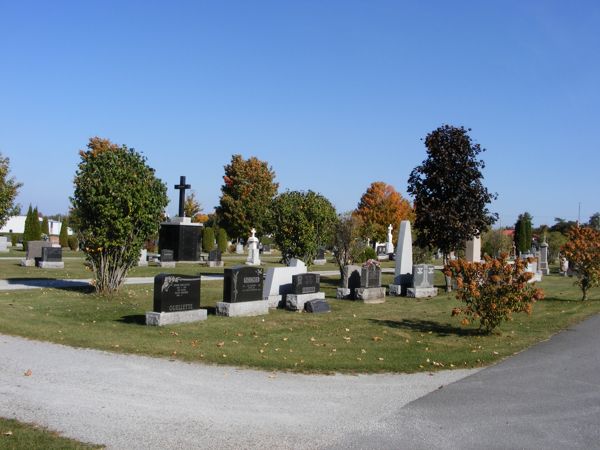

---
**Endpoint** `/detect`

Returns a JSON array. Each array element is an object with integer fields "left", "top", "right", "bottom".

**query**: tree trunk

[{"left": 443, "top": 252, "right": 452, "bottom": 293}]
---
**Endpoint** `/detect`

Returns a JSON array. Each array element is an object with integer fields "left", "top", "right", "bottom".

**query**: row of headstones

[
  {"left": 19, "top": 240, "right": 64, "bottom": 268},
  {"left": 146, "top": 264, "right": 329, "bottom": 326}
]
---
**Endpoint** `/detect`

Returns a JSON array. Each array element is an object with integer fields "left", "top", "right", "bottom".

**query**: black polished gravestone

[
  {"left": 208, "top": 249, "right": 222, "bottom": 262},
  {"left": 305, "top": 299, "right": 330, "bottom": 313},
  {"left": 153, "top": 274, "right": 201, "bottom": 313},
  {"left": 223, "top": 266, "right": 263, "bottom": 303},
  {"left": 41, "top": 247, "right": 62, "bottom": 262},
  {"left": 316, "top": 247, "right": 326, "bottom": 260},
  {"left": 159, "top": 224, "right": 202, "bottom": 261},
  {"left": 376, "top": 245, "right": 387, "bottom": 256},
  {"left": 161, "top": 249, "right": 174, "bottom": 262},
  {"left": 291, "top": 273, "right": 320, "bottom": 295},
  {"left": 361, "top": 264, "right": 381, "bottom": 288}
]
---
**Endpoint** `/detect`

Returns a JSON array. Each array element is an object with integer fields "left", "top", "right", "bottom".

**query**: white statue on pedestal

[
  {"left": 386, "top": 224, "right": 394, "bottom": 254},
  {"left": 246, "top": 228, "right": 261, "bottom": 266}
]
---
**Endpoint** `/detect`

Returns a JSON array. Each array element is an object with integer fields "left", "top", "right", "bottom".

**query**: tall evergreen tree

[
  {"left": 41, "top": 216, "right": 49, "bottom": 236},
  {"left": 22, "top": 204, "right": 34, "bottom": 250},
  {"left": 32, "top": 207, "right": 42, "bottom": 240},
  {"left": 59, "top": 220, "right": 69, "bottom": 247},
  {"left": 514, "top": 212, "right": 533, "bottom": 254}
]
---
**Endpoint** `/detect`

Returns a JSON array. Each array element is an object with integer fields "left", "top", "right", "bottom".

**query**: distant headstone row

[{"left": 20, "top": 240, "right": 64, "bottom": 269}]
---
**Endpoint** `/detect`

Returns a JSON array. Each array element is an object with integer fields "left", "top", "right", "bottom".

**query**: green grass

[
  {"left": 0, "top": 417, "right": 102, "bottom": 449},
  {"left": 0, "top": 272, "right": 597, "bottom": 374}
]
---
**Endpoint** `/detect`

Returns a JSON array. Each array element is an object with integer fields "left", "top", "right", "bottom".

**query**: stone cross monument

[
  {"left": 174, "top": 176, "right": 191, "bottom": 218},
  {"left": 386, "top": 224, "right": 394, "bottom": 254}
]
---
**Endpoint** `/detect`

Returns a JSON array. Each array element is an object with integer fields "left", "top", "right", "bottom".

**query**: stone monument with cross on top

[{"left": 158, "top": 175, "right": 203, "bottom": 261}]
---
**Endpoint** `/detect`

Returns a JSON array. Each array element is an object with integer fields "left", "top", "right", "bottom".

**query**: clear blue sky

[{"left": 1, "top": 0, "right": 598, "bottom": 227}]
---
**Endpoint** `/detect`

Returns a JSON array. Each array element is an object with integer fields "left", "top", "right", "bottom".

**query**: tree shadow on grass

[
  {"left": 118, "top": 314, "right": 146, "bottom": 325},
  {"left": 542, "top": 296, "right": 585, "bottom": 303},
  {"left": 4, "top": 278, "right": 95, "bottom": 293},
  {"left": 369, "top": 318, "right": 481, "bottom": 337}
]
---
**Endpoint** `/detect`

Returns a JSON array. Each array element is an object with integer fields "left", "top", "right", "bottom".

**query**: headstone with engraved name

[
  {"left": 160, "top": 249, "right": 176, "bottom": 268},
  {"left": 407, "top": 264, "right": 438, "bottom": 298},
  {"left": 208, "top": 249, "right": 223, "bottom": 267},
  {"left": 355, "top": 262, "right": 386, "bottom": 303},
  {"left": 146, "top": 273, "right": 207, "bottom": 325},
  {"left": 21, "top": 240, "right": 52, "bottom": 267},
  {"left": 38, "top": 247, "right": 64, "bottom": 269},
  {"left": 217, "top": 266, "right": 268, "bottom": 317},
  {"left": 286, "top": 273, "right": 325, "bottom": 311}
]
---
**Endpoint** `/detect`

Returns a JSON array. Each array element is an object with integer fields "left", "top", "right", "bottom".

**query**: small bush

[
  {"left": 11, "top": 233, "right": 20, "bottom": 246},
  {"left": 444, "top": 254, "right": 544, "bottom": 333},
  {"left": 202, "top": 227, "right": 215, "bottom": 252},
  {"left": 67, "top": 236, "right": 79, "bottom": 251},
  {"left": 353, "top": 246, "right": 377, "bottom": 264},
  {"left": 217, "top": 228, "right": 228, "bottom": 253}
]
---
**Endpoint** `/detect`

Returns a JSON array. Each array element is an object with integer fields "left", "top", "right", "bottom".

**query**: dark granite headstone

[
  {"left": 159, "top": 224, "right": 202, "bottom": 261},
  {"left": 376, "top": 245, "right": 387, "bottom": 256},
  {"left": 26, "top": 240, "right": 52, "bottom": 261},
  {"left": 153, "top": 273, "right": 201, "bottom": 313},
  {"left": 291, "top": 273, "right": 320, "bottom": 295},
  {"left": 361, "top": 264, "right": 381, "bottom": 288},
  {"left": 208, "top": 249, "right": 222, "bottom": 262},
  {"left": 316, "top": 247, "right": 325, "bottom": 260},
  {"left": 412, "top": 264, "right": 435, "bottom": 288},
  {"left": 262, "top": 244, "right": 271, "bottom": 253},
  {"left": 41, "top": 247, "right": 62, "bottom": 262},
  {"left": 161, "top": 249, "right": 174, "bottom": 262},
  {"left": 305, "top": 299, "right": 330, "bottom": 313},
  {"left": 223, "top": 266, "right": 263, "bottom": 303}
]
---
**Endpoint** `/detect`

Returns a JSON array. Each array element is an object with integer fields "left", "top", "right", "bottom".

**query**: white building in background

[{"left": 0, "top": 215, "right": 72, "bottom": 235}]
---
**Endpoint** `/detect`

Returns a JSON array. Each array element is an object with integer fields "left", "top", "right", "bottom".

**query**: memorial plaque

[
  {"left": 291, "top": 273, "right": 320, "bottom": 295},
  {"left": 161, "top": 249, "right": 174, "bottom": 262},
  {"left": 208, "top": 249, "right": 222, "bottom": 262},
  {"left": 153, "top": 273, "right": 201, "bottom": 313},
  {"left": 223, "top": 266, "right": 263, "bottom": 303},
  {"left": 41, "top": 247, "right": 62, "bottom": 262},
  {"left": 361, "top": 264, "right": 381, "bottom": 288}
]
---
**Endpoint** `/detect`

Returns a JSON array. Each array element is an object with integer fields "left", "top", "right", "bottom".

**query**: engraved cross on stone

[{"left": 174, "top": 176, "right": 191, "bottom": 217}]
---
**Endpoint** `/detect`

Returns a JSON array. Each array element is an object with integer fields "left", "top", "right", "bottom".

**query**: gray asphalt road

[
  {"left": 0, "top": 335, "right": 475, "bottom": 449},
  {"left": 336, "top": 313, "right": 600, "bottom": 450}
]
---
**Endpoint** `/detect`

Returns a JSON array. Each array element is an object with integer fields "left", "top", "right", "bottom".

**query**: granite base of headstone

[
  {"left": 406, "top": 264, "right": 438, "bottom": 298},
  {"left": 304, "top": 299, "right": 331, "bottom": 313},
  {"left": 336, "top": 264, "right": 362, "bottom": 299},
  {"left": 216, "top": 266, "right": 268, "bottom": 317},
  {"left": 354, "top": 287, "right": 387, "bottom": 303},
  {"left": 146, "top": 273, "right": 206, "bottom": 326}
]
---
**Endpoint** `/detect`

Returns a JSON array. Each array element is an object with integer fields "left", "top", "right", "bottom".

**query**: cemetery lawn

[
  {"left": 0, "top": 274, "right": 598, "bottom": 374},
  {"left": 0, "top": 417, "right": 102, "bottom": 449}
]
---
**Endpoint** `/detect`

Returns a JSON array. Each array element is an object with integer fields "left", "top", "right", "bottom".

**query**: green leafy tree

[
  {"left": 59, "top": 220, "right": 69, "bottom": 248},
  {"left": 547, "top": 231, "right": 567, "bottom": 263},
  {"left": 22, "top": 205, "right": 34, "bottom": 250},
  {"left": 271, "top": 190, "right": 337, "bottom": 265},
  {"left": 71, "top": 137, "right": 168, "bottom": 294},
  {"left": 216, "top": 154, "right": 278, "bottom": 240},
  {"left": 550, "top": 217, "right": 577, "bottom": 235},
  {"left": 481, "top": 229, "right": 512, "bottom": 257},
  {"left": 217, "top": 228, "right": 228, "bottom": 253},
  {"left": 32, "top": 207, "right": 41, "bottom": 240},
  {"left": 561, "top": 226, "right": 600, "bottom": 301},
  {"left": 588, "top": 213, "right": 600, "bottom": 231},
  {"left": 514, "top": 212, "right": 533, "bottom": 254},
  {"left": 407, "top": 125, "right": 497, "bottom": 290},
  {"left": 333, "top": 212, "right": 363, "bottom": 279},
  {"left": 41, "top": 217, "right": 49, "bottom": 236},
  {"left": 0, "top": 153, "right": 22, "bottom": 229},
  {"left": 202, "top": 227, "right": 215, "bottom": 252}
]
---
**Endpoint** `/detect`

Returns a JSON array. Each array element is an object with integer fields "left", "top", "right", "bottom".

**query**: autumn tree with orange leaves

[
  {"left": 561, "top": 226, "right": 600, "bottom": 301},
  {"left": 216, "top": 155, "right": 278, "bottom": 240},
  {"left": 352, "top": 181, "right": 413, "bottom": 244}
]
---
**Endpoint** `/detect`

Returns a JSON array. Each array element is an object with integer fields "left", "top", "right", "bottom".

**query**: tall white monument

[
  {"left": 246, "top": 228, "right": 261, "bottom": 266},
  {"left": 389, "top": 220, "right": 412, "bottom": 296},
  {"left": 465, "top": 234, "right": 481, "bottom": 263}
]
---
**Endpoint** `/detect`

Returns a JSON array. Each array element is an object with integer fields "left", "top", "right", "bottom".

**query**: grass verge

[
  {"left": 0, "top": 273, "right": 597, "bottom": 374},
  {"left": 0, "top": 417, "right": 102, "bottom": 449}
]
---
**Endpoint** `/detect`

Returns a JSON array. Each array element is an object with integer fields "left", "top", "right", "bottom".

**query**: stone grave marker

[
  {"left": 336, "top": 264, "right": 362, "bottom": 299},
  {"left": 389, "top": 220, "right": 413, "bottom": 296},
  {"left": 286, "top": 273, "right": 325, "bottom": 311},
  {"left": 263, "top": 260, "right": 307, "bottom": 307},
  {"left": 208, "top": 249, "right": 223, "bottom": 267},
  {"left": 160, "top": 249, "right": 176, "bottom": 268},
  {"left": 0, "top": 236, "right": 8, "bottom": 253},
  {"left": 465, "top": 235, "right": 482, "bottom": 263},
  {"left": 304, "top": 299, "right": 330, "bottom": 313},
  {"left": 313, "top": 247, "right": 326, "bottom": 265},
  {"left": 539, "top": 240, "right": 550, "bottom": 275},
  {"left": 217, "top": 266, "right": 268, "bottom": 317},
  {"left": 146, "top": 274, "right": 206, "bottom": 325},
  {"left": 21, "top": 240, "right": 52, "bottom": 267},
  {"left": 246, "top": 228, "right": 261, "bottom": 266},
  {"left": 407, "top": 264, "right": 438, "bottom": 298},
  {"left": 355, "top": 263, "right": 386, "bottom": 303},
  {"left": 38, "top": 247, "right": 64, "bottom": 269},
  {"left": 137, "top": 249, "right": 148, "bottom": 267}
]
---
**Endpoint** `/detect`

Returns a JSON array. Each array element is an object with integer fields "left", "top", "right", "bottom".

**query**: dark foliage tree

[
  {"left": 216, "top": 154, "right": 278, "bottom": 241},
  {"left": 217, "top": 228, "right": 228, "bottom": 253},
  {"left": 271, "top": 190, "right": 337, "bottom": 265},
  {"left": 514, "top": 212, "right": 533, "bottom": 254},
  {"left": 71, "top": 137, "right": 168, "bottom": 294},
  {"left": 407, "top": 125, "right": 497, "bottom": 289},
  {"left": 59, "top": 219, "right": 69, "bottom": 248},
  {"left": 550, "top": 217, "right": 577, "bottom": 235},
  {"left": 41, "top": 217, "right": 49, "bottom": 236},
  {"left": 588, "top": 213, "right": 600, "bottom": 231},
  {"left": 0, "top": 153, "right": 22, "bottom": 229},
  {"left": 202, "top": 226, "right": 215, "bottom": 252}
]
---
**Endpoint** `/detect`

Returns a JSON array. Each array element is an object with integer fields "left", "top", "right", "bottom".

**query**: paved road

[
  {"left": 335, "top": 313, "right": 600, "bottom": 449},
  {"left": 0, "top": 335, "right": 475, "bottom": 449}
]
